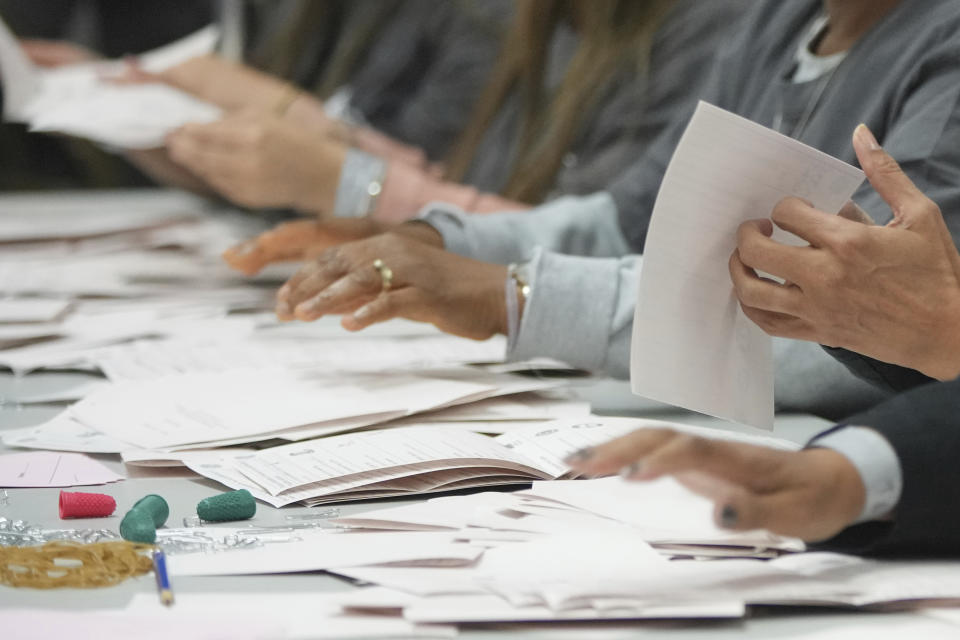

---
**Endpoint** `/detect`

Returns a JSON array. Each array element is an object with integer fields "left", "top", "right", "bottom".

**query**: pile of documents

[
  {"left": 127, "top": 421, "right": 960, "bottom": 626},
  {"left": 0, "top": 190, "right": 607, "bottom": 506}
]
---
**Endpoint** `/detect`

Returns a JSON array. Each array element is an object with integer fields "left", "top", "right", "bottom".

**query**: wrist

[
  {"left": 799, "top": 447, "right": 866, "bottom": 530},
  {"left": 298, "top": 142, "right": 347, "bottom": 214},
  {"left": 923, "top": 297, "right": 960, "bottom": 380},
  {"left": 394, "top": 221, "right": 444, "bottom": 248}
]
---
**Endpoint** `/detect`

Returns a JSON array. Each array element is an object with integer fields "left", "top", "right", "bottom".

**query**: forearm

[
  {"left": 124, "top": 148, "right": 216, "bottom": 197},
  {"left": 421, "top": 192, "right": 630, "bottom": 264}
]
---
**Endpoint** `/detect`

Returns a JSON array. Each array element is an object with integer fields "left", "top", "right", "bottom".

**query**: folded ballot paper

[
  {"left": 179, "top": 416, "right": 799, "bottom": 507},
  {"left": 631, "top": 102, "right": 865, "bottom": 429},
  {"left": 0, "top": 18, "right": 221, "bottom": 148}
]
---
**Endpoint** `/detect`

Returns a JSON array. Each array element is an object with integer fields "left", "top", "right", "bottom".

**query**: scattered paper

[
  {"left": 0, "top": 611, "right": 284, "bottom": 640},
  {"left": 631, "top": 102, "right": 864, "bottom": 428},
  {"left": 166, "top": 530, "right": 482, "bottom": 577},
  {"left": 0, "top": 451, "right": 123, "bottom": 487},
  {"left": 0, "top": 298, "right": 70, "bottom": 323}
]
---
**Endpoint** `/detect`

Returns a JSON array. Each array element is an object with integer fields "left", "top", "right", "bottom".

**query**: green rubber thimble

[
  {"left": 119, "top": 509, "right": 157, "bottom": 544},
  {"left": 196, "top": 489, "right": 256, "bottom": 522},
  {"left": 131, "top": 494, "right": 170, "bottom": 527}
]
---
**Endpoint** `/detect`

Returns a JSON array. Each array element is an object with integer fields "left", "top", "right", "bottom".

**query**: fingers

[
  {"left": 566, "top": 428, "right": 786, "bottom": 489},
  {"left": 836, "top": 200, "right": 875, "bottom": 225},
  {"left": 276, "top": 248, "right": 381, "bottom": 321},
  {"left": 738, "top": 303, "right": 816, "bottom": 341},
  {"left": 852, "top": 125, "right": 960, "bottom": 269},
  {"left": 293, "top": 271, "right": 378, "bottom": 321},
  {"left": 735, "top": 218, "right": 810, "bottom": 284},
  {"left": 711, "top": 487, "right": 796, "bottom": 533},
  {"left": 768, "top": 198, "right": 849, "bottom": 248},
  {"left": 729, "top": 249, "right": 803, "bottom": 317},
  {"left": 343, "top": 288, "right": 423, "bottom": 331},
  {"left": 564, "top": 428, "right": 679, "bottom": 477},
  {"left": 852, "top": 124, "right": 930, "bottom": 228},
  {"left": 222, "top": 221, "right": 323, "bottom": 275},
  {"left": 620, "top": 435, "right": 789, "bottom": 488}
]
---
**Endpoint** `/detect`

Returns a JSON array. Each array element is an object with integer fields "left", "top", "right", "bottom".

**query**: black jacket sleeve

[
  {"left": 813, "top": 377, "right": 960, "bottom": 556},
  {"left": 822, "top": 347, "right": 936, "bottom": 394}
]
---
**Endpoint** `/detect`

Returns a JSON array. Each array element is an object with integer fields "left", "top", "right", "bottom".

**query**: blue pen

[{"left": 152, "top": 548, "right": 174, "bottom": 606}]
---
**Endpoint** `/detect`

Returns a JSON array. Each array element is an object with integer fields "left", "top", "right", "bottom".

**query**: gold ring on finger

[{"left": 373, "top": 258, "right": 393, "bottom": 292}]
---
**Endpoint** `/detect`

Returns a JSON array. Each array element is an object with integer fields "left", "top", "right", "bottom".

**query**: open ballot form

[
  {"left": 180, "top": 416, "right": 798, "bottom": 507},
  {"left": 0, "top": 18, "right": 221, "bottom": 148},
  {"left": 631, "top": 102, "right": 865, "bottom": 429}
]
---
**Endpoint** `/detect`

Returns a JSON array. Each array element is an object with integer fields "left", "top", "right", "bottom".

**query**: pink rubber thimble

[{"left": 59, "top": 491, "right": 117, "bottom": 519}]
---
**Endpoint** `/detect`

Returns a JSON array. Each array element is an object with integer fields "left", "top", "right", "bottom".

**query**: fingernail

[
  {"left": 353, "top": 306, "right": 370, "bottom": 320},
  {"left": 564, "top": 448, "right": 594, "bottom": 464},
  {"left": 855, "top": 124, "right": 880, "bottom": 151},
  {"left": 619, "top": 462, "right": 642, "bottom": 479},
  {"left": 231, "top": 240, "right": 258, "bottom": 256},
  {"left": 720, "top": 504, "right": 738, "bottom": 528}
]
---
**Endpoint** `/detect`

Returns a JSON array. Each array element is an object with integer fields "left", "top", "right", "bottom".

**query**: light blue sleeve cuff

[
  {"left": 332, "top": 149, "right": 386, "bottom": 218},
  {"left": 509, "top": 249, "right": 632, "bottom": 378},
  {"left": 810, "top": 426, "right": 903, "bottom": 523},
  {"left": 418, "top": 205, "right": 476, "bottom": 258}
]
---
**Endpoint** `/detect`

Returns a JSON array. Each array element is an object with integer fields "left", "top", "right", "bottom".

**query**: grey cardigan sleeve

[{"left": 419, "top": 192, "right": 630, "bottom": 265}]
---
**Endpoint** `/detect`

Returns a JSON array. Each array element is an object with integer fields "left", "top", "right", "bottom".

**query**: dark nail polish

[
  {"left": 564, "top": 448, "right": 594, "bottom": 464},
  {"left": 619, "top": 462, "right": 642, "bottom": 478},
  {"left": 720, "top": 504, "right": 738, "bottom": 528}
]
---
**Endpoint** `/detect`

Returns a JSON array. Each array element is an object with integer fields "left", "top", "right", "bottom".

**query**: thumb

[
  {"left": 852, "top": 124, "right": 927, "bottom": 229},
  {"left": 713, "top": 487, "right": 779, "bottom": 533}
]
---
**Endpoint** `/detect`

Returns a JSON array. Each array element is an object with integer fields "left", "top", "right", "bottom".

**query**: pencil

[{"left": 152, "top": 548, "right": 174, "bottom": 606}]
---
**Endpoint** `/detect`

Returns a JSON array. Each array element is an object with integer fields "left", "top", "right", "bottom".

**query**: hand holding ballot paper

[
  {"left": 630, "top": 102, "right": 865, "bottom": 429},
  {"left": 0, "top": 17, "right": 221, "bottom": 148}
]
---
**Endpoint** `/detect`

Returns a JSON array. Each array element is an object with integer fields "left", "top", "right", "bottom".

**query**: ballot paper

[
  {"left": 124, "top": 592, "right": 458, "bottom": 640},
  {"left": 522, "top": 476, "right": 799, "bottom": 549},
  {"left": 401, "top": 594, "right": 745, "bottom": 623},
  {"left": 631, "top": 102, "right": 864, "bottom": 429},
  {"left": 0, "top": 298, "right": 70, "bottom": 323},
  {"left": 0, "top": 18, "right": 222, "bottom": 147},
  {"left": 530, "top": 552, "right": 960, "bottom": 612},
  {"left": 60, "top": 366, "right": 556, "bottom": 450},
  {"left": 0, "top": 450, "right": 123, "bottom": 487},
  {"left": 3, "top": 411, "right": 134, "bottom": 454},
  {"left": 180, "top": 418, "right": 639, "bottom": 506},
  {"left": 0, "top": 611, "right": 285, "bottom": 640},
  {"left": 86, "top": 331, "right": 508, "bottom": 383},
  {"left": 165, "top": 529, "right": 483, "bottom": 577},
  {"left": 182, "top": 416, "right": 798, "bottom": 507}
]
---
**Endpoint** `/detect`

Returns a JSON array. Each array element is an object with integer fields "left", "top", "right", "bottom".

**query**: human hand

[
  {"left": 224, "top": 219, "right": 445, "bottom": 275},
  {"left": 152, "top": 55, "right": 293, "bottom": 112},
  {"left": 566, "top": 428, "right": 865, "bottom": 542},
  {"left": 730, "top": 124, "right": 960, "bottom": 380},
  {"left": 274, "top": 233, "right": 508, "bottom": 340},
  {"left": 167, "top": 111, "right": 345, "bottom": 212},
  {"left": 223, "top": 219, "right": 390, "bottom": 275},
  {"left": 20, "top": 39, "right": 99, "bottom": 67}
]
